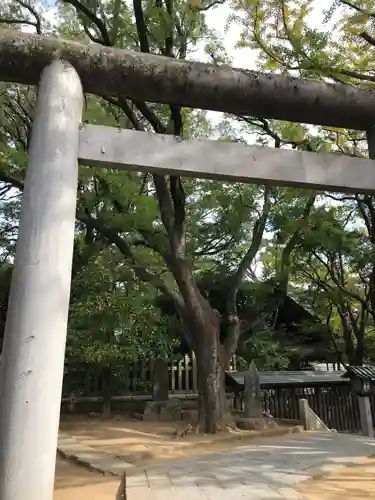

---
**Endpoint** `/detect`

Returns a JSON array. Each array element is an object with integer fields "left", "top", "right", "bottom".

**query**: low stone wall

[
  {"left": 60, "top": 398, "right": 146, "bottom": 415},
  {"left": 60, "top": 392, "right": 235, "bottom": 417}
]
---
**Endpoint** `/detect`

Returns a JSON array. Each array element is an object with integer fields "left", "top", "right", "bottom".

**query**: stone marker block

[{"left": 152, "top": 359, "right": 169, "bottom": 402}]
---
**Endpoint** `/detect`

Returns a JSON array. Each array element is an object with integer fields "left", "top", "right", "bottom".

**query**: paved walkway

[
  {"left": 125, "top": 433, "right": 375, "bottom": 499},
  {"left": 59, "top": 433, "right": 133, "bottom": 475},
  {"left": 58, "top": 432, "right": 375, "bottom": 499}
]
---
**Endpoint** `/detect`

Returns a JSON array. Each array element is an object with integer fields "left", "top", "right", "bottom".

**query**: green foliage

[
  {"left": 67, "top": 246, "right": 179, "bottom": 365},
  {"left": 228, "top": 0, "right": 375, "bottom": 365},
  {"left": 3, "top": 0, "right": 375, "bottom": 377}
]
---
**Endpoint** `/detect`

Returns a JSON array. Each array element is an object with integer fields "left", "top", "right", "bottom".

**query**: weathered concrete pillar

[{"left": 0, "top": 61, "right": 83, "bottom": 500}]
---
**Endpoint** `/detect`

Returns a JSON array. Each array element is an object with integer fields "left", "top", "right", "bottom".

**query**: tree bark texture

[
  {"left": 101, "top": 366, "right": 113, "bottom": 418},
  {"left": 1, "top": 28, "right": 375, "bottom": 129},
  {"left": 195, "top": 337, "right": 227, "bottom": 433},
  {"left": 182, "top": 302, "right": 229, "bottom": 434}
]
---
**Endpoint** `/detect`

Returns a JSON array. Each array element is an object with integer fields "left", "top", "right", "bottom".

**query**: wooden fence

[
  {"left": 62, "top": 359, "right": 364, "bottom": 434},
  {"left": 235, "top": 383, "right": 361, "bottom": 433},
  {"left": 62, "top": 354, "right": 238, "bottom": 397}
]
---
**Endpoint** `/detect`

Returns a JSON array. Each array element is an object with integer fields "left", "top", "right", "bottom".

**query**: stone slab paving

[
  {"left": 58, "top": 432, "right": 134, "bottom": 475},
  {"left": 59, "top": 431, "right": 375, "bottom": 499},
  {"left": 124, "top": 432, "right": 375, "bottom": 499}
]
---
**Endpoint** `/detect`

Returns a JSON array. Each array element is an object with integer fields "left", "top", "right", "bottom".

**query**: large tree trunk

[
  {"left": 101, "top": 366, "right": 113, "bottom": 419},
  {"left": 340, "top": 317, "right": 355, "bottom": 365},
  {"left": 196, "top": 347, "right": 227, "bottom": 434},
  {"left": 368, "top": 265, "right": 375, "bottom": 324},
  {"left": 171, "top": 263, "right": 232, "bottom": 434},
  {"left": 174, "top": 262, "right": 244, "bottom": 434},
  {"left": 191, "top": 313, "right": 229, "bottom": 434}
]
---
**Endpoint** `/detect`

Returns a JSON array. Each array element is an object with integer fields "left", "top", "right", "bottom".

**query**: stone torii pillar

[{"left": 0, "top": 61, "right": 83, "bottom": 500}]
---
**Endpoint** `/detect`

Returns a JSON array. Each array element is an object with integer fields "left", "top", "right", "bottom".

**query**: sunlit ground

[{"left": 297, "top": 457, "right": 375, "bottom": 500}]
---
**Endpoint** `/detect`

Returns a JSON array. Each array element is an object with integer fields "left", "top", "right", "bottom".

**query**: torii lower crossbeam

[{"left": 78, "top": 124, "right": 375, "bottom": 194}]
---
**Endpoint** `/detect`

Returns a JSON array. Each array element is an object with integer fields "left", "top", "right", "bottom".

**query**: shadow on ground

[
  {"left": 127, "top": 432, "right": 375, "bottom": 484},
  {"left": 297, "top": 458, "right": 375, "bottom": 500},
  {"left": 55, "top": 431, "right": 375, "bottom": 499},
  {"left": 59, "top": 415, "right": 297, "bottom": 465}
]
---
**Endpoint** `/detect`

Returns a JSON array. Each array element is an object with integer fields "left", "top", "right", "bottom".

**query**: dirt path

[
  {"left": 55, "top": 415, "right": 298, "bottom": 499},
  {"left": 59, "top": 414, "right": 298, "bottom": 465},
  {"left": 297, "top": 458, "right": 375, "bottom": 500},
  {"left": 56, "top": 418, "right": 375, "bottom": 499},
  {"left": 54, "top": 457, "right": 119, "bottom": 500}
]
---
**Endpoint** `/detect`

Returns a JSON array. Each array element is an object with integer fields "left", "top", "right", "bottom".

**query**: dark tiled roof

[
  {"left": 346, "top": 365, "right": 375, "bottom": 380},
  {"left": 227, "top": 370, "right": 348, "bottom": 388}
]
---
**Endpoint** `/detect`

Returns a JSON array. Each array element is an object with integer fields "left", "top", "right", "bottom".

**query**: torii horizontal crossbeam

[
  {"left": 79, "top": 124, "right": 375, "bottom": 194},
  {"left": 1, "top": 29, "right": 375, "bottom": 130}
]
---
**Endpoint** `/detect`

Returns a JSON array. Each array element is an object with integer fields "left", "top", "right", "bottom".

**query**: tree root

[
  {"left": 115, "top": 472, "right": 126, "bottom": 500},
  {"left": 172, "top": 415, "right": 238, "bottom": 437},
  {"left": 172, "top": 423, "right": 193, "bottom": 438}
]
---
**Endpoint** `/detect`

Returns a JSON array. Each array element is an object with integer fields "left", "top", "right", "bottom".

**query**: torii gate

[{"left": 1, "top": 40, "right": 375, "bottom": 500}]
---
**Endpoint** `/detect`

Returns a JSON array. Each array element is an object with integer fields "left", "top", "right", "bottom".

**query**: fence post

[
  {"left": 299, "top": 399, "right": 309, "bottom": 429},
  {"left": 184, "top": 354, "right": 189, "bottom": 390},
  {"left": 358, "top": 395, "right": 374, "bottom": 437},
  {"left": 0, "top": 61, "right": 83, "bottom": 500},
  {"left": 192, "top": 352, "right": 198, "bottom": 392}
]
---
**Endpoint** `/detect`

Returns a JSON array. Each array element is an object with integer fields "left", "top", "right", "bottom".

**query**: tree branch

[
  {"left": 93, "top": 0, "right": 179, "bottom": 265},
  {"left": 196, "top": 0, "right": 227, "bottom": 11},
  {"left": 223, "top": 187, "right": 272, "bottom": 361},
  {"left": 360, "top": 31, "right": 375, "bottom": 47},
  {"left": 17, "top": 0, "right": 42, "bottom": 31},
  {"left": 3, "top": 0, "right": 43, "bottom": 34},
  {"left": 134, "top": 101, "right": 166, "bottom": 134},
  {"left": 339, "top": 0, "right": 375, "bottom": 18},
  {"left": 71, "top": 232, "right": 109, "bottom": 280},
  {"left": 193, "top": 232, "right": 238, "bottom": 257},
  {"left": 325, "top": 303, "right": 348, "bottom": 370},
  {"left": 227, "top": 187, "right": 271, "bottom": 313},
  {"left": 162, "top": 0, "right": 185, "bottom": 252},
  {"left": 0, "top": 171, "right": 24, "bottom": 191},
  {"left": 277, "top": 194, "right": 316, "bottom": 292},
  {"left": 0, "top": 169, "right": 182, "bottom": 307},
  {"left": 76, "top": 210, "right": 182, "bottom": 306},
  {"left": 169, "top": 176, "right": 186, "bottom": 256},
  {"left": 133, "top": 0, "right": 150, "bottom": 53},
  {"left": 355, "top": 195, "right": 372, "bottom": 237},
  {"left": 62, "top": 0, "right": 112, "bottom": 46},
  {"left": 338, "top": 67, "right": 375, "bottom": 83},
  {"left": 164, "top": 0, "right": 174, "bottom": 58},
  {"left": 103, "top": 96, "right": 142, "bottom": 130},
  {"left": 312, "top": 251, "right": 368, "bottom": 307},
  {"left": 0, "top": 18, "right": 37, "bottom": 32}
]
